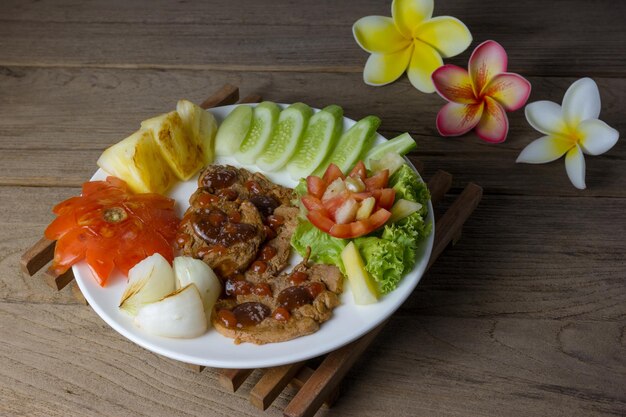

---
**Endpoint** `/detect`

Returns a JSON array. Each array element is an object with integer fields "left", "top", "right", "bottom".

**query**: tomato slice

[
  {"left": 373, "top": 188, "right": 396, "bottom": 210},
  {"left": 364, "top": 169, "right": 389, "bottom": 191},
  {"left": 306, "top": 210, "right": 335, "bottom": 233},
  {"left": 328, "top": 208, "right": 391, "bottom": 238},
  {"left": 322, "top": 191, "right": 350, "bottom": 219},
  {"left": 348, "top": 161, "right": 367, "bottom": 181},
  {"left": 306, "top": 176, "right": 326, "bottom": 199},
  {"left": 301, "top": 195, "right": 326, "bottom": 213},
  {"left": 322, "top": 163, "right": 345, "bottom": 184},
  {"left": 352, "top": 191, "right": 372, "bottom": 201}
]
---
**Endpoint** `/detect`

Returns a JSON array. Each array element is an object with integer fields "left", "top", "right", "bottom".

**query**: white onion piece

[
  {"left": 134, "top": 284, "right": 208, "bottom": 338},
  {"left": 119, "top": 253, "right": 176, "bottom": 316},
  {"left": 174, "top": 256, "right": 221, "bottom": 317}
]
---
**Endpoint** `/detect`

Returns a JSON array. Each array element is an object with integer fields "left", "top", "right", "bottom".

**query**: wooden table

[{"left": 1, "top": 1, "right": 625, "bottom": 416}]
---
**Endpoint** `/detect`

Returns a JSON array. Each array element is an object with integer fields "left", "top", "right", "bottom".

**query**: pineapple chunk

[
  {"left": 176, "top": 99, "right": 217, "bottom": 165},
  {"left": 141, "top": 111, "right": 204, "bottom": 181},
  {"left": 341, "top": 242, "right": 379, "bottom": 305},
  {"left": 97, "top": 129, "right": 177, "bottom": 194}
]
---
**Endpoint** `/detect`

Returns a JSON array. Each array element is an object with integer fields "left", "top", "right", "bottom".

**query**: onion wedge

[
  {"left": 119, "top": 253, "right": 176, "bottom": 316},
  {"left": 173, "top": 257, "right": 221, "bottom": 318},
  {"left": 134, "top": 284, "right": 208, "bottom": 338}
]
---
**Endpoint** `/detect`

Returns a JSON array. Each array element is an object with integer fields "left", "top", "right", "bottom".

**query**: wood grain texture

[
  {"left": 1, "top": 0, "right": 625, "bottom": 77},
  {"left": 0, "top": 68, "right": 624, "bottom": 196},
  {"left": 0, "top": 303, "right": 623, "bottom": 417},
  {"left": 2, "top": 0, "right": 626, "bottom": 416}
]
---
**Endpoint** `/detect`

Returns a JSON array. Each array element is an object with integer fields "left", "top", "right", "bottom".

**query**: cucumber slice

[
  {"left": 365, "top": 132, "right": 416, "bottom": 162},
  {"left": 316, "top": 115, "right": 381, "bottom": 175},
  {"left": 215, "top": 106, "right": 252, "bottom": 156},
  {"left": 235, "top": 102, "right": 280, "bottom": 164},
  {"left": 286, "top": 105, "right": 343, "bottom": 180},
  {"left": 256, "top": 103, "right": 312, "bottom": 172},
  {"left": 215, "top": 105, "right": 253, "bottom": 156}
]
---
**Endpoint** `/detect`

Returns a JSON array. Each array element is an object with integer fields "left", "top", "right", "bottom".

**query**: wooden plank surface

[
  {"left": 0, "top": 68, "right": 624, "bottom": 196},
  {"left": 1, "top": 0, "right": 625, "bottom": 77},
  {"left": 1, "top": 0, "right": 625, "bottom": 416}
]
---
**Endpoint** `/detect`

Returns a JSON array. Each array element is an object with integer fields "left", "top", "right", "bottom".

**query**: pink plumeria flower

[
  {"left": 431, "top": 40, "right": 531, "bottom": 143},
  {"left": 353, "top": 0, "right": 472, "bottom": 93},
  {"left": 516, "top": 78, "right": 619, "bottom": 189}
]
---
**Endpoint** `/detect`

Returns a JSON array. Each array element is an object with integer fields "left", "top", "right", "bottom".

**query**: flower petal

[
  {"left": 407, "top": 39, "right": 442, "bottom": 93},
  {"left": 562, "top": 77, "right": 601, "bottom": 127},
  {"left": 353, "top": 16, "right": 411, "bottom": 54},
  {"left": 516, "top": 136, "right": 573, "bottom": 164},
  {"left": 565, "top": 144, "right": 586, "bottom": 189},
  {"left": 432, "top": 65, "right": 477, "bottom": 104},
  {"left": 436, "top": 102, "right": 484, "bottom": 136},
  {"left": 483, "top": 72, "right": 531, "bottom": 111},
  {"left": 414, "top": 16, "right": 472, "bottom": 58},
  {"left": 524, "top": 100, "right": 566, "bottom": 136},
  {"left": 475, "top": 97, "right": 509, "bottom": 143},
  {"left": 468, "top": 40, "right": 508, "bottom": 97},
  {"left": 578, "top": 119, "right": 619, "bottom": 155},
  {"left": 363, "top": 46, "right": 413, "bottom": 86},
  {"left": 392, "top": 0, "right": 433, "bottom": 37}
]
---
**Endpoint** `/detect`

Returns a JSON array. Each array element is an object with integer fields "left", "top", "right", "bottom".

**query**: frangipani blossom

[
  {"left": 431, "top": 40, "right": 531, "bottom": 143},
  {"left": 353, "top": 0, "right": 472, "bottom": 93},
  {"left": 516, "top": 78, "right": 619, "bottom": 189}
]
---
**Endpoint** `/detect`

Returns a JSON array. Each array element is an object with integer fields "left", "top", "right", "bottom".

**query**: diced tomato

[
  {"left": 306, "top": 175, "right": 326, "bottom": 199},
  {"left": 348, "top": 161, "right": 367, "bottom": 181},
  {"left": 322, "top": 191, "right": 349, "bottom": 219},
  {"left": 322, "top": 163, "right": 345, "bottom": 184},
  {"left": 301, "top": 195, "right": 326, "bottom": 214},
  {"left": 352, "top": 191, "right": 372, "bottom": 201},
  {"left": 373, "top": 188, "right": 396, "bottom": 210},
  {"left": 304, "top": 160, "right": 397, "bottom": 238},
  {"left": 328, "top": 208, "right": 391, "bottom": 238},
  {"left": 306, "top": 210, "right": 335, "bottom": 233},
  {"left": 364, "top": 169, "right": 389, "bottom": 191}
]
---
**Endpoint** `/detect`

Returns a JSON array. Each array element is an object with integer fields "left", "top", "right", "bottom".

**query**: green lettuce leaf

[
  {"left": 389, "top": 164, "right": 430, "bottom": 215},
  {"left": 290, "top": 219, "right": 347, "bottom": 272},
  {"left": 353, "top": 237, "right": 404, "bottom": 294}
]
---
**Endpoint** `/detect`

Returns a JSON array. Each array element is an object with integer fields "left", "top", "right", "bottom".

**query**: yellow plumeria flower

[
  {"left": 352, "top": 0, "right": 472, "bottom": 93},
  {"left": 516, "top": 78, "right": 619, "bottom": 189}
]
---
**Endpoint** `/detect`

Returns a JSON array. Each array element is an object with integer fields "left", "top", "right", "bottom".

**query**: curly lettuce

[
  {"left": 353, "top": 237, "right": 404, "bottom": 294},
  {"left": 289, "top": 163, "right": 431, "bottom": 295}
]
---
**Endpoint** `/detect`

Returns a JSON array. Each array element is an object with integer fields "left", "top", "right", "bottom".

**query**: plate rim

[{"left": 73, "top": 102, "right": 435, "bottom": 368}]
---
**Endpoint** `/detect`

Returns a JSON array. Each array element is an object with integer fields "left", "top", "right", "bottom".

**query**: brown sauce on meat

[
  {"left": 191, "top": 209, "right": 258, "bottom": 246},
  {"left": 277, "top": 286, "right": 314, "bottom": 311},
  {"left": 232, "top": 302, "right": 271, "bottom": 328},
  {"left": 201, "top": 167, "right": 237, "bottom": 190},
  {"left": 250, "top": 195, "right": 279, "bottom": 217},
  {"left": 225, "top": 279, "right": 253, "bottom": 296}
]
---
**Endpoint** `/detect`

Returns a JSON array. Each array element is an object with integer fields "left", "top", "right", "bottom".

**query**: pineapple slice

[
  {"left": 141, "top": 111, "right": 204, "bottom": 181},
  {"left": 97, "top": 129, "right": 177, "bottom": 194},
  {"left": 176, "top": 99, "right": 217, "bottom": 165}
]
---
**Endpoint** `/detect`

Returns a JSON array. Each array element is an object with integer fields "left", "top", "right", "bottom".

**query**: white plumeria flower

[{"left": 516, "top": 78, "right": 619, "bottom": 189}]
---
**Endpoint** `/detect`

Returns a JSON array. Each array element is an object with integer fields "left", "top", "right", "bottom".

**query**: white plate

[{"left": 73, "top": 103, "right": 435, "bottom": 369}]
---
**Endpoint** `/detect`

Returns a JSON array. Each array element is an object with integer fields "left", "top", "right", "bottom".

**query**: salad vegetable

[
  {"left": 291, "top": 156, "right": 431, "bottom": 297},
  {"left": 287, "top": 104, "right": 344, "bottom": 180},
  {"left": 120, "top": 253, "right": 222, "bottom": 338},
  {"left": 44, "top": 177, "right": 179, "bottom": 286},
  {"left": 341, "top": 242, "right": 379, "bottom": 304},
  {"left": 215, "top": 105, "right": 253, "bottom": 156},
  {"left": 315, "top": 115, "right": 381, "bottom": 175},
  {"left": 235, "top": 101, "right": 281, "bottom": 164},
  {"left": 256, "top": 102, "right": 313, "bottom": 172},
  {"left": 300, "top": 162, "right": 394, "bottom": 239}
]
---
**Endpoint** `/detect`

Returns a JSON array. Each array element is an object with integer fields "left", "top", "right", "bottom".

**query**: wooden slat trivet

[{"left": 20, "top": 84, "right": 483, "bottom": 417}]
